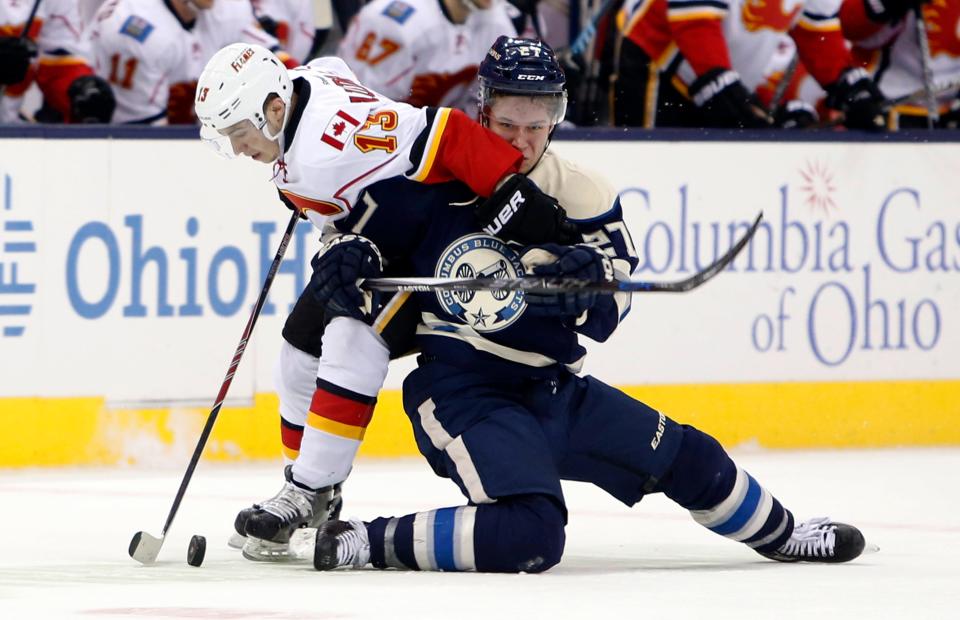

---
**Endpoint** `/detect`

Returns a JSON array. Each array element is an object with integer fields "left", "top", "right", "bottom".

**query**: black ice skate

[
  {"left": 235, "top": 466, "right": 342, "bottom": 562},
  {"left": 313, "top": 518, "right": 370, "bottom": 571},
  {"left": 759, "top": 517, "right": 865, "bottom": 563}
]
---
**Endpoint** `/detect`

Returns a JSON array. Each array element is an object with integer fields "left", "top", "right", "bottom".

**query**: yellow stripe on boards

[{"left": 0, "top": 380, "right": 957, "bottom": 467}]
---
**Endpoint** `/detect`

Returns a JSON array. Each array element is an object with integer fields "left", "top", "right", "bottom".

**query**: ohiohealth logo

[
  {"left": 435, "top": 234, "right": 526, "bottom": 333},
  {"left": 0, "top": 174, "right": 36, "bottom": 338}
]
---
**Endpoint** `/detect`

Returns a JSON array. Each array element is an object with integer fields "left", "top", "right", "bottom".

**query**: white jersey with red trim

[
  {"left": 337, "top": 0, "right": 517, "bottom": 112},
  {"left": 88, "top": 0, "right": 201, "bottom": 123},
  {"left": 194, "top": 0, "right": 282, "bottom": 70},
  {"left": 853, "top": 6, "right": 960, "bottom": 104},
  {"left": 623, "top": 0, "right": 841, "bottom": 91},
  {"left": 0, "top": 0, "right": 93, "bottom": 122},
  {"left": 252, "top": 0, "right": 316, "bottom": 63},
  {"left": 275, "top": 57, "right": 450, "bottom": 231}
]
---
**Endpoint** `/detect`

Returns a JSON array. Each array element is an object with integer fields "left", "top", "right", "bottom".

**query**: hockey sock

[
  {"left": 366, "top": 494, "right": 566, "bottom": 573},
  {"left": 274, "top": 340, "right": 320, "bottom": 463},
  {"left": 660, "top": 425, "right": 794, "bottom": 554},
  {"left": 292, "top": 317, "right": 389, "bottom": 489}
]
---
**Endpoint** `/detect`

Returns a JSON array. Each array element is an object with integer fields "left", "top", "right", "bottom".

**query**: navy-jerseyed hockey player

[{"left": 308, "top": 37, "right": 869, "bottom": 573}]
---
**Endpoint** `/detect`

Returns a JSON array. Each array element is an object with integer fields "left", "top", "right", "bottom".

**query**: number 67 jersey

[{"left": 274, "top": 57, "right": 522, "bottom": 232}]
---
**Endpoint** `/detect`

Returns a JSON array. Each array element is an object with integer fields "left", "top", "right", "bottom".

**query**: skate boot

[
  {"left": 759, "top": 517, "right": 865, "bottom": 563},
  {"left": 237, "top": 466, "right": 343, "bottom": 562},
  {"left": 313, "top": 518, "right": 370, "bottom": 571}
]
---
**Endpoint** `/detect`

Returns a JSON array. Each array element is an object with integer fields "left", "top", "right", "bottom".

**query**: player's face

[
  {"left": 485, "top": 97, "right": 553, "bottom": 174},
  {"left": 219, "top": 120, "right": 279, "bottom": 163}
]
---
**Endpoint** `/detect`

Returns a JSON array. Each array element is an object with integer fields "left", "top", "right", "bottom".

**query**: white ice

[{"left": 1, "top": 448, "right": 958, "bottom": 619}]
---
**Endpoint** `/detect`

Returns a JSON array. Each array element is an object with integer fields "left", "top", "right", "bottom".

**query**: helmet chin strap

[{"left": 263, "top": 101, "right": 292, "bottom": 166}]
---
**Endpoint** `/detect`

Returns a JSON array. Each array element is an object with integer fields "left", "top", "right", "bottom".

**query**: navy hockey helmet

[{"left": 478, "top": 36, "right": 567, "bottom": 124}]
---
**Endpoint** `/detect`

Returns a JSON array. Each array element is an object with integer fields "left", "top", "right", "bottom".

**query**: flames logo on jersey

[
  {"left": 435, "top": 234, "right": 526, "bottom": 333},
  {"left": 923, "top": 0, "right": 960, "bottom": 58},
  {"left": 741, "top": 0, "right": 801, "bottom": 33}
]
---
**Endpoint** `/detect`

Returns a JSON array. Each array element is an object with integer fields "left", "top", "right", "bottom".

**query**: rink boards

[{"left": 1, "top": 129, "right": 958, "bottom": 466}]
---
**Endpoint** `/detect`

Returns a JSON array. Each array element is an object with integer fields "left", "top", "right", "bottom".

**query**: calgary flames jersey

[
  {"left": 0, "top": 0, "right": 95, "bottom": 123},
  {"left": 621, "top": 0, "right": 851, "bottom": 93},
  {"left": 337, "top": 0, "right": 517, "bottom": 112},
  {"left": 89, "top": 0, "right": 202, "bottom": 124},
  {"left": 273, "top": 57, "right": 522, "bottom": 231}
]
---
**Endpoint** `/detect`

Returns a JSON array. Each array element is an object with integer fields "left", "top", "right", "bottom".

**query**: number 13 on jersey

[{"left": 355, "top": 110, "right": 398, "bottom": 154}]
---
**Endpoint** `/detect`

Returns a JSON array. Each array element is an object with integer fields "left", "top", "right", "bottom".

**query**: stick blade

[{"left": 129, "top": 531, "right": 164, "bottom": 565}]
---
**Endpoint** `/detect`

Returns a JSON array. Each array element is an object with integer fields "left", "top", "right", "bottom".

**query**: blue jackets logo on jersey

[{"left": 435, "top": 234, "right": 526, "bottom": 333}]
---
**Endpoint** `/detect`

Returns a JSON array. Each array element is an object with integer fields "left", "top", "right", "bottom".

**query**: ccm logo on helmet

[
  {"left": 231, "top": 47, "right": 256, "bottom": 73},
  {"left": 517, "top": 75, "right": 546, "bottom": 80}
]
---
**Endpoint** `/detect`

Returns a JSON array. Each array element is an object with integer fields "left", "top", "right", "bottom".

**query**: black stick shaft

[
  {"left": 20, "top": 0, "right": 42, "bottom": 40},
  {"left": 158, "top": 210, "right": 300, "bottom": 537}
]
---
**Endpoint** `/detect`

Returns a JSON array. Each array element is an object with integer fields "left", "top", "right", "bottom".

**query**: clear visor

[
  {"left": 200, "top": 119, "right": 266, "bottom": 160},
  {"left": 200, "top": 124, "right": 237, "bottom": 159},
  {"left": 479, "top": 89, "right": 568, "bottom": 126}
]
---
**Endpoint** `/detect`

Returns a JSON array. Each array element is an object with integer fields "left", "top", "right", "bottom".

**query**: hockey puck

[{"left": 187, "top": 535, "right": 206, "bottom": 567}]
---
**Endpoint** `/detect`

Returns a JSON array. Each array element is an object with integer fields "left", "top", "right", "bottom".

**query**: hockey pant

[{"left": 361, "top": 359, "right": 793, "bottom": 573}]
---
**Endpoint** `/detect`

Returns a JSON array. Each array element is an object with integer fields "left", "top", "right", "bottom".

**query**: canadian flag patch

[{"left": 321, "top": 110, "right": 361, "bottom": 150}]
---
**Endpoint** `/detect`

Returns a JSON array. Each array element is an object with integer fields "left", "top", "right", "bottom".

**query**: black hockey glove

[
  {"left": 68, "top": 75, "right": 116, "bottom": 123},
  {"left": 0, "top": 36, "right": 36, "bottom": 85},
  {"left": 825, "top": 68, "right": 887, "bottom": 132},
  {"left": 475, "top": 174, "right": 579, "bottom": 246},
  {"left": 521, "top": 243, "right": 614, "bottom": 318},
  {"left": 309, "top": 234, "right": 383, "bottom": 323},
  {"left": 689, "top": 68, "right": 773, "bottom": 129},
  {"left": 863, "top": 0, "right": 929, "bottom": 24},
  {"left": 774, "top": 100, "right": 819, "bottom": 129}
]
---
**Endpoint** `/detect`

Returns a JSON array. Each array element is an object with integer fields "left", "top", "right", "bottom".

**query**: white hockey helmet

[{"left": 195, "top": 43, "right": 293, "bottom": 158}]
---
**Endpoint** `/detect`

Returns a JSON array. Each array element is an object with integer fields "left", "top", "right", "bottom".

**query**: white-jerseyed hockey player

[
  {"left": 193, "top": 41, "right": 572, "bottom": 560},
  {"left": 338, "top": 0, "right": 518, "bottom": 112},
  {"left": 0, "top": 0, "right": 114, "bottom": 123}
]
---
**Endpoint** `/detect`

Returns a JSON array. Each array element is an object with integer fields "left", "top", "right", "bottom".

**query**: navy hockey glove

[
  {"left": 0, "top": 36, "right": 36, "bottom": 85},
  {"left": 68, "top": 75, "right": 116, "bottom": 123},
  {"left": 689, "top": 68, "right": 773, "bottom": 129},
  {"left": 309, "top": 234, "right": 383, "bottom": 323},
  {"left": 521, "top": 244, "right": 614, "bottom": 317},
  {"left": 826, "top": 68, "right": 887, "bottom": 131},
  {"left": 476, "top": 174, "right": 579, "bottom": 246}
]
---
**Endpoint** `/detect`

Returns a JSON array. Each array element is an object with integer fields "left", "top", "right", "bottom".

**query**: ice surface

[{"left": 1, "top": 448, "right": 958, "bottom": 619}]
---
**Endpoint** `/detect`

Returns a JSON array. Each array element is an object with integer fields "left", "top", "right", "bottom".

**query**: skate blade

[
  {"left": 863, "top": 541, "right": 880, "bottom": 555},
  {"left": 129, "top": 531, "right": 164, "bottom": 565},
  {"left": 241, "top": 529, "right": 314, "bottom": 563}
]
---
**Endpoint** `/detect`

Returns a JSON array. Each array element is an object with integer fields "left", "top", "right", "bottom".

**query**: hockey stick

[
  {"left": 913, "top": 7, "right": 939, "bottom": 129},
  {"left": 128, "top": 209, "right": 301, "bottom": 565},
  {"left": 768, "top": 53, "right": 799, "bottom": 118},
  {"left": 569, "top": 0, "right": 620, "bottom": 57},
  {"left": 362, "top": 211, "right": 763, "bottom": 294}
]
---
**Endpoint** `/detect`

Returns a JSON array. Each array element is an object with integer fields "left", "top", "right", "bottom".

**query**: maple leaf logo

[{"left": 332, "top": 121, "right": 346, "bottom": 136}]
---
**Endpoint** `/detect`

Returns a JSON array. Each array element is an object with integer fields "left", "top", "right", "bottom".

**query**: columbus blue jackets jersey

[{"left": 338, "top": 152, "right": 639, "bottom": 378}]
